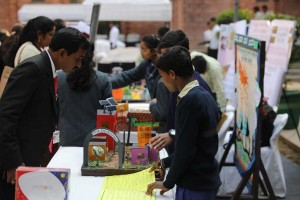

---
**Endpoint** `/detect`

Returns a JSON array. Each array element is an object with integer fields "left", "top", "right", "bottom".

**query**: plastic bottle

[
  {"left": 111, "top": 67, "right": 123, "bottom": 102},
  {"left": 143, "top": 86, "right": 151, "bottom": 102}
]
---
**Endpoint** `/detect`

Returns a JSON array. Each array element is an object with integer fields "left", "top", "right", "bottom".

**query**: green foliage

[{"left": 216, "top": 9, "right": 252, "bottom": 24}]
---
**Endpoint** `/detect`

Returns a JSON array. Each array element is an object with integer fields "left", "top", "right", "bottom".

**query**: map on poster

[{"left": 234, "top": 34, "right": 265, "bottom": 191}]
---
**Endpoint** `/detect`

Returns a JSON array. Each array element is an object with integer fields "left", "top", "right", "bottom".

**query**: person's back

[
  {"left": 146, "top": 46, "right": 221, "bottom": 199},
  {"left": 109, "top": 22, "right": 119, "bottom": 49},
  {"left": 0, "top": 27, "right": 89, "bottom": 200},
  {"left": 174, "top": 85, "right": 221, "bottom": 191},
  {"left": 191, "top": 51, "right": 226, "bottom": 112},
  {"left": 58, "top": 44, "right": 112, "bottom": 146}
]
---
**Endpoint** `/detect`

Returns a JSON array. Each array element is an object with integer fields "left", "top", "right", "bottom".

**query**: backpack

[{"left": 260, "top": 100, "right": 277, "bottom": 147}]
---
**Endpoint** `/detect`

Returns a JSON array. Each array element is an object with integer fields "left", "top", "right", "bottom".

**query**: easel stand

[{"left": 217, "top": 110, "right": 276, "bottom": 200}]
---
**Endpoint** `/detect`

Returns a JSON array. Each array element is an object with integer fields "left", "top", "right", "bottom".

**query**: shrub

[{"left": 216, "top": 9, "right": 252, "bottom": 24}]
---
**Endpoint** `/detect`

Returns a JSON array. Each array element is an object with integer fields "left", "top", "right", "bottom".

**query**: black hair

[
  {"left": 0, "top": 32, "right": 7, "bottom": 43},
  {"left": 11, "top": 24, "right": 24, "bottom": 36},
  {"left": 262, "top": 5, "right": 268, "bottom": 12},
  {"left": 192, "top": 55, "right": 207, "bottom": 74},
  {"left": 19, "top": 16, "right": 55, "bottom": 46},
  {"left": 54, "top": 19, "right": 66, "bottom": 32},
  {"left": 156, "top": 46, "right": 193, "bottom": 78},
  {"left": 1, "top": 35, "right": 19, "bottom": 68},
  {"left": 157, "top": 29, "right": 189, "bottom": 51},
  {"left": 6, "top": 16, "right": 55, "bottom": 67},
  {"left": 157, "top": 27, "right": 169, "bottom": 38},
  {"left": 66, "top": 43, "right": 95, "bottom": 92},
  {"left": 142, "top": 35, "right": 160, "bottom": 49},
  {"left": 253, "top": 6, "right": 260, "bottom": 12},
  {"left": 49, "top": 27, "right": 90, "bottom": 55}
]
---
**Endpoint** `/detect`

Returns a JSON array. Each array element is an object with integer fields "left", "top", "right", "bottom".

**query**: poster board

[
  {"left": 248, "top": 20, "right": 272, "bottom": 49},
  {"left": 248, "top": 19, "right": 296, "bottom": 107},
  {"left": 234, "top": 34, "right": 265, "bottom": 192},
  {"left": 221, "top": 20, "right": 247, "bottom": 106},
  {"left": 266, "top": 19, "right": 296, "bottom": 72}
]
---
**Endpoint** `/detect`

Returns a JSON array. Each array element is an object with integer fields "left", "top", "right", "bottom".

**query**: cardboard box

[
  {"left": 15, "top": 166, "right": 70, "bottom": 200},
  {"left": 131, "top": 144, "right": 149, "bottom": 165},
  {"left": 149, "top": 147, "right": 159, "bottom": 162}
]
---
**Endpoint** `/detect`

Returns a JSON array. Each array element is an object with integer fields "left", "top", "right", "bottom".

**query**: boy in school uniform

[{"left": 146, "top": 46, "right": 221, "bottom": 200}]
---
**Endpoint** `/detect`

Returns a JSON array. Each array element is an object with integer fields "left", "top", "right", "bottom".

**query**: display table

[
  {"left": 47, "top": 147, "right": 175, "bottom": 200},
  {"left": 97, "top": 47, "right": 140, "bottom": 73}
]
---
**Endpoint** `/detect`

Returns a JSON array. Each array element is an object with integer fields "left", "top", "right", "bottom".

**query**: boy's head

[
  {"left": 192, "top": 55, "right": 207, "bottom": 74},
  {"left": 156, "top": 46, "right": 193, "bottom": 92},
  {"left": 49, "top": 27, "right": 90, "bottom": 73},
  {"left": 157, "top": 29, "right": 189, "bottom": 54}
]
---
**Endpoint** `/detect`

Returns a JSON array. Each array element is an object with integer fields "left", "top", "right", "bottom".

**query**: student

[
  {"left": 149, "top": 30, "right": 215, "bottom": 154},
  {"left": 58, "top": 43, "right": 112, "bottom": 146},
  {"left": 0, "top": 27, "right": 89, "bottom": 200},
  {"left": 146, "top": 46, "right": 221, "bottom": 199},
  {"left": 191, "top": 51, "right": 226, "bottom": 112},
  {"left": 110, "top": 35, "right": 169, "bottom": 133}
]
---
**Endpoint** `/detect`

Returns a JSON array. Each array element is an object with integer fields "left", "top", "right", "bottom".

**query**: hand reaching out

[
  {"left": 149, "top": 133, "right": 173, "bottom": 151},
  {"left": 146, "top": 181, "right": 169, "bottom": 196}
]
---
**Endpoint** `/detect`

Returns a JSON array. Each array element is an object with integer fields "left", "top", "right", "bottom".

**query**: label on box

[
  {"left": 15, "top": 167, "right": 70, "bottom": 200},
  {"left": 53, "top": 130, "right": 60, "bottom": 144}
]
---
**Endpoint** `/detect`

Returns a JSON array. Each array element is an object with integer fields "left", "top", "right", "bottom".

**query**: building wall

[
  {"left": 172, "top": 0, "right": 300, "bottom": 50},
  {"left": 120, "top": 21, "right": 167, "bottom": 39},
  {"left": 0, "top": 0, "right": 71, "bottom": 31},
  {"left": 1, "top": 0, "right": 300, "bottom": 49}
]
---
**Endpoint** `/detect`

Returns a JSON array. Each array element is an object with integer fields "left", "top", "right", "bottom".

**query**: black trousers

[
  {"left": 207, "top": 48, "right": 218, "bottom": 60},
  {"left": 0, "top": 170, "right": 15, "bottom": 200}
]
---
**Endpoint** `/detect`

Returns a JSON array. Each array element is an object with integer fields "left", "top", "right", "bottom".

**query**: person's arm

[
  {"left": 149, "top": 132, "right": 173, "bottom": 151},
  {"left": 149, "top": 79, "right": 169, "bottom": 121},
  {"left": 109, "top": 60, "right": 147, "bottom": 89},
  {"left": 163, "top": 99, "right": 200, "bottom": 189},
  {"left": 0, "top": 61, "right": 41, "bottom": 169},
  {"left": 98, "top": 72, "right": 113, "bottom": 99}
]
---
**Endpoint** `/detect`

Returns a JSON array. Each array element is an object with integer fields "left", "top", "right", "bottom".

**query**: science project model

[{"left": 81, "top": 97, "right": 159, "bottom": 177}]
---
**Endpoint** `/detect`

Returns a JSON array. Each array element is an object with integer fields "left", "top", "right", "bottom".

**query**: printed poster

[{"left": 234, "top": 35, "right": 265, "bottom": 191}]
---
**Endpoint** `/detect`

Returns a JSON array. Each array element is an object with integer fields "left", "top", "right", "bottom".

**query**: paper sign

[{"left": 98, "top": 168, "right": 155, "bottom": 200}]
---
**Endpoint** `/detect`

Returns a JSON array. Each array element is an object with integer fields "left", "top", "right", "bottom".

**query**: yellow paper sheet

[{"left": 98, "top": 168, "right": 155, "bottom": 200}]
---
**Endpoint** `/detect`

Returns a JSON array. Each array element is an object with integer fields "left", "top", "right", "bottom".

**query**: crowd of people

[{"left": 0, "top": 14, "right": 230, "bottom": 200}]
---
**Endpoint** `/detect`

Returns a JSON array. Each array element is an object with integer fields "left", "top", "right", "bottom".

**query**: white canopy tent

[
  {"left": 82, "top": 0, "right": 171, "bottom": 21},
  {"left": 18, "top": 4, "right": 92, "bottom": 23},
  {"left": 18, "top": 0, "right": 171, "bottom": 23}
]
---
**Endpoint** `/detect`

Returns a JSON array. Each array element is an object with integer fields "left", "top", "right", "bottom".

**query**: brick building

[{"left": 1, "top": 0, "right": 300, "bottom": 50}]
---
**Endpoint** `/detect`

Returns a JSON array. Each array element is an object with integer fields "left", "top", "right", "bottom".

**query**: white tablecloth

[{"left": 47, "top": 147, "right": 175, "bottom": 200}]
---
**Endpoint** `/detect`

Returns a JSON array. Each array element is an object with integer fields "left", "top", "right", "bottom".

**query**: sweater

[
  {"left": 163, "top": 86, "right": 221, "bottom": 191},
  {"left": 58, "top": 71, "right": 112, "bottom": 146}
]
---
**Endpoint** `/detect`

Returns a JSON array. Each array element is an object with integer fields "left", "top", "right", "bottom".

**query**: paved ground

[
  {"left": 276, "top": 81, "right": 300, "bottom": 199},
  {"left": 279, "top": 136, "right": 300, "bottom": 200}
]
